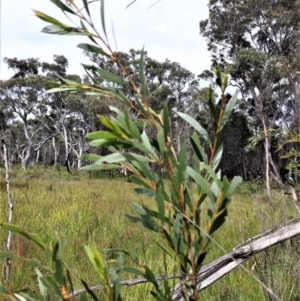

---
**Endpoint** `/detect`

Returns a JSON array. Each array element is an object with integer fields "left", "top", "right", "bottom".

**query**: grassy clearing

[{"left": 1, "top": 166, "right": 300, "bottom": 300}]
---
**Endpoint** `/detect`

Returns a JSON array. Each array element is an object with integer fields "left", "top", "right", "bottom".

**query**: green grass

[{"left": 1, "top": 166, "right": 300, "bottom": 300}]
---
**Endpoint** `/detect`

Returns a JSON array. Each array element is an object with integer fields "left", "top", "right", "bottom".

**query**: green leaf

[
  {"left": 209, "top": 209, "right": 228, "bottom": 235},
  {"left": 50, "top": 0, "right": 76, "bottom": 14},
  {"left": 123, "top": 267, "right": 145, "bottom": 278},
  {"left": 79, "top": 293, "right": 89, "bottom": 301},
  {"left": 79, "top": 154, "right": 102, "bottom": 162},
  {"left": 84, "top": 246, "right": 108, "bottom": 285},
  {"left": 139, "top": 47, "right": 147, "bottom": 97},
  {"left": 95, "top": 152, "right": 152, "bottom": 164},
  {"left": 0, "top": 251, "right": 16, "bottom": 259},
  {"left": 0, "top": 224, "right": 45, "bottom": 250},
  {"left": 33, "top": 10, "right": 67, "bottom": 26},
  {"left": 0, "top": 283, "right": 13, "bottom": 296},
  {"left": 225, "top": 176, "right": 243, "bottom": 199},
  {"left": 141, "top": 131, "right": 152, "bottom": 152},
  {"left": 208, "top": 87, "right": 218, "bottom": 121},
  {"left": 100, "top": 0, "right": 107, "bottom": 40},
  {"left": 134, "top": 188, "right": 155, "bottom": 197},
  {"left": 177, "top": 112, "right": 211, "bottom": 146},
  {"left": 144, "top": 266, "right": 161, "bottom": 292},
  {"left": 220, "top": 90, "right": 238, "bottom": 131},
  {"left": 156, "top": 184, "right": 165, "bottom": 221},
  {"left": 162, "top": 102, "right": 170, "bottom": 141},
  {"left": 212, "top": 143, "right": 223, "bottom": 171},
  {"left": 186, "top": 167, "right": 211, "bottom": 197},
  {"left": 36, "top": 269, "right": 47, "bottom": 300},
  {"left": 110, "top": 267, "right": 121, "bottom": 301},
  {"left": 81, "top": 280, "right": 100, "bottom": 301},
  {"left": 157, "top": 131, "right": 165, "bottom": 158},
  {"left": 77, "top": 43, "right": 110, "bottom": 57},
  {"left": 132, "top": 161, "right": 154, "bottom": 181},
  {"left": 82, "top": 64, "right": 128, "bottom": 86},
  {"left": 82, "top": 0, "right": 91, "bottom": 17},
  {"left": 173, "top": 213, "right": 182, "bottom": 237},
  {"left": 52, "top": 242, "right": 65, "bottom": 285},
  {"left": 89, "top": 140, "right": 132, "bottom": 148},
  {"left": 127, "top": 203, "right": 158, "bottom": 232},
  {"left": 42, "top": 25, "right": 92, "bottom": 36},
  {"left": 177, "top": 142, "right": 187, "bottom": 183},
  {"left": 81, "top": 163, "right": 121, "bottom": 171},
  {"left": 190, "top": 133, "right": 208, "bottom": 164},
  {"left": 86, "top": 131, "right": 120, "bottom": 140}
]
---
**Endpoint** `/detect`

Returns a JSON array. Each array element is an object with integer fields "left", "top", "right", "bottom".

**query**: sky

[{"left": 0, "top": 0, "right": 211, "bottom": 81}]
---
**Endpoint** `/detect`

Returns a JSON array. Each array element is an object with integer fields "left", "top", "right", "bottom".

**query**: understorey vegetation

[{"left": 0, "top": 0, "right": 300, "bottom": 301}]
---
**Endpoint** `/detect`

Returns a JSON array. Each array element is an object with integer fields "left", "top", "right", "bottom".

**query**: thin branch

[
  {"left": 67, "top": 219, "right": 300, "bottom": 300},
  {"left": 148, "top": 0, "right": 162, "bottom": 9}
]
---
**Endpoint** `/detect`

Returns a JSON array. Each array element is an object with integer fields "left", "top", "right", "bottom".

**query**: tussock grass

[{"left": 1, "top": 167, "right": 299, "bottom": 300}]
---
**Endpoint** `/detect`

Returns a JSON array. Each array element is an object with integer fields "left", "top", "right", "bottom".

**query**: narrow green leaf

[
  {"left": 52, "top": 240, "right": 65, "bottom": 287},
  {"left": 80, "top": 20, "right": 98, "bottom": 44},
  {"left": 79, "top": 293, "right": 89, "bottom": 301},
  {"left": 141, "top": 131, "right": 152, "bottom": 152},
  {"left": 220, "top": 90, "right": 238, "bottom": 131},
  {"left": 157, "top": 131, "right": 165, "bottom": 158},
  {"left": 0, "top": 283, "right": 13, "bottom": 296},
  {"left": 42, "top": 25, "right": 92, "bottom": 36},
  {"left": 186, "top": 167, "right": 211, "bottom": 197},
  {"left": 132, "top": 161, "right": 153, "bottom": 180},
  {"left": 139, "top": 47, "right": 147, "bottom": 97},
  {"left": 79, "top": 154, "right": 102, "bottom": 162},
  {"left": 177, "top": 142, "right": 187, "bottom": 183},
  {"left": 123, "top": 267, "right": 145, "bottom": 278},
  {"left": 0, "top": 251, "right": 16, "bottom": 259},
  {"left": 33, "top": 10, "right": 67, "bottom": 26},
  {"left": 36, "top": 269, "right": 48, "bottom": 300},
  {"left": 81, "top": 163, "right": 121, "bottom": 171},
  {"left": 0, "top": 224, "right": 45, "bottom": 250},
  {"left": 82, "top": 64, "right": 128, "bottom": 86},
  {"left": 110, "top": 268, "right": 121, "bottom": 301},
  {"left": 177, "top": 112, "right": 211, "bottom": 146},
  {"left": 86, "top": 131, "right": 120, "bottom": 140},
  {"left": 212, "top": 143, "right": 223, "bottom": 171},
  {"left": 100, "top": 0, "right": 107, "bottom": 40},
  {"left": 134, "top": 188, "right": 155, "bottom": 197},
  {"left": 84, "top": 246, "right": 108, "bottom": 285},
  {"left": 173, "top": 213, "right": 182, "bottom": 237},
  {"left": 77, "top": 43, "right": 110, "bottom": 57},
  {"left": 157, "top": 184, "right": 165, "bottom": 222},
  {"left": 190, "top": 132, "right": 208, "bottom": 164},
  {"left": 162, "top": 102, "right": 169, "bottom": 141},
  {"left": 209, "top": 209, "right": 227, "bottom": 235},
  {"left": 89, "top": 140, "right": 132, "bottom": 148},
  {"left": 208, "top": 87, "right": 218, "bottom": 121},
  {"left": 82, "top": 0, "right": 91, "bottom": 17},
  {"left": 50, "top": 0, "right": 76, "bottom": 14},
  {"left": 225, "top": 176, "right": 243, "bottom": 199},
  {"left": 81, "top": 280, "right": 100, "bottom": 301},
  {"left": 144, "top": 266, "right": 161, "bottom": 291}
]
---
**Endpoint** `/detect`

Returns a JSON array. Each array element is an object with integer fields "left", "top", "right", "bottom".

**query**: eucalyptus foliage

[{"left": 1, "top": 1, "right": 242, "bottom": 300}]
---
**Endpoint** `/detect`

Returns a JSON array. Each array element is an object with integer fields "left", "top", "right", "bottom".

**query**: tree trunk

[
  {"left": 21, "top": 120, "right": 33, "bottom": 171},
  {"left": 52, "top": 137, "right": 59, "bottom": 165},
  {"left": 261, "top": 115, "right": 271, "bottom": 199},
  {"left": 2, "top": 139, "right": 13, "bottom": 286}
]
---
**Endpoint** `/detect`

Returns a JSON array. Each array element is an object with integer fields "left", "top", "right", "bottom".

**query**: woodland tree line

[{"left": 0, "top": 0, "right": 299, "bottom": 187}]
